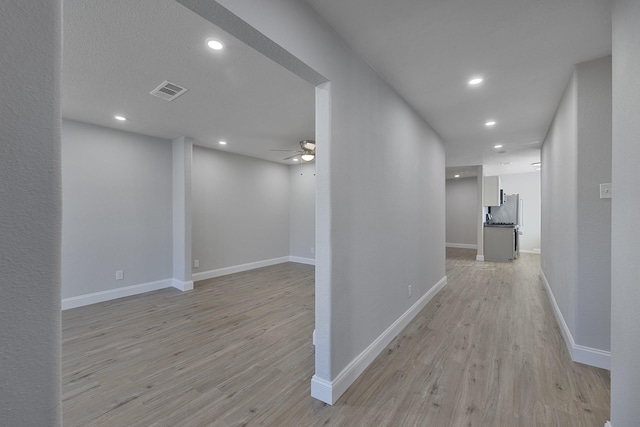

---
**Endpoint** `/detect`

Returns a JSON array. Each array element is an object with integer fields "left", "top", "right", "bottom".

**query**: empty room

[{"left": 2, "top": 0, "right": 639, "bottom": 426}]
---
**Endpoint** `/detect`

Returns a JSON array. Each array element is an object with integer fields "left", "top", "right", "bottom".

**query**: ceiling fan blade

[
  {"left": 282, "top": 154, "right": 301, "bottom": 160},
  {"left": 270, "top": 149, "right": 299, "bottom": 152}
]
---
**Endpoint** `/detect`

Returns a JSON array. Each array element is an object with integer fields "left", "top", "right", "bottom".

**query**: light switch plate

[{"left": 600, "top": 183, "right": 612, "bottom": 199}]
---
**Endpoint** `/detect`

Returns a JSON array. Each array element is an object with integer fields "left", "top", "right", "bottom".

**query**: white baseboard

[
  {"left": 311, "top": 275, "right": 448, "bottom": 405},
  {"left": 446, "top": 243, "right": 477, "bottom": 249},
  {"left": 520, "top": 249, "right": 541, "bottom": 254},
  {"left": 172, "top": 279, "right": 194, "bottom": 291},
  {"left": 604, "top": 421, "right": 612, "bottom": 427},
  {"left": 573, "top": 344, "right": 611, "bottom": 370},
  {"left": 192, "top": 256, "right": 290, "bottom": 282},
  {"left": 289, "top": 256, "right": 315, "bottom": 265},
  {"left": 476, "top": 255, "right": 485, "bottom": 261},
  {"left": 539, "top": 269, "right": 611, "bottom": 370},
  {"left": 62, "top": 278, "right": 173, "bottom": 310}
]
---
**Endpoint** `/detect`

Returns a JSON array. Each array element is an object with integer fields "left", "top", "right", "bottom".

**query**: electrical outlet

[
  {"left": 193, "top": 259, "right": 199, "bottom": 268},
  {"left": 600, "top": 183, "right": 612, "bottom": 199},
  {"left": 408, "top": 285, "right": 412, "bottom": 298},
  {"left": 116, "top": 270, "right": 124, "bottom": 280},
  {"left": 310, "top": 247, "right": 315, "bottom": 254}
]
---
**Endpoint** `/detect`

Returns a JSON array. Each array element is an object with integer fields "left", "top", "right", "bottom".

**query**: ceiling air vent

[{"left": 150, "top": 81, "right": 188, "bottom": 101}]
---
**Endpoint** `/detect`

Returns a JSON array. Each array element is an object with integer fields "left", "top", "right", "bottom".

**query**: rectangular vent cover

[{"left": 150, "top": 81, "right": 188, "bottom": 101}]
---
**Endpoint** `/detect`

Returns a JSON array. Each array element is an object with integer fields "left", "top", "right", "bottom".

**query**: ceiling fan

[{"left": 271, "top": 140, "right": 316, "bottom": 161}]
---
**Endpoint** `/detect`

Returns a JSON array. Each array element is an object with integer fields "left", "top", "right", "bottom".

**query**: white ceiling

[
  {"left": 63, "top": 0, "right": 612, "bottom": 173},
  {"left": 62, "top": 0, "right": 315, "bottom": 164},
  {"left": 305, "top": 0, "right": 611, "bottom": 174}
]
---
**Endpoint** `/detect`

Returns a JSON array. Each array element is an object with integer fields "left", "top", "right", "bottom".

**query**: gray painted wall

[
  {"left": 500, "top": 172, "right": 541, "bottom": 252},
  {"left": 0, "top": 0, "right": 61, "bottom": 424},
  {"left": 541, "top": 71, "right": 578, "bottom": 337},
  {"left": 611, "top": 0, "right": 640, "bottom": 423},
  {"left": 446, "top": 177, "right": 478, "bottom": 247},
  {"left": 541, "top": 57, "right": 612, "bottom": 356},
  {"left": 61, "top": 120, "right": 173, "bottom": 298},
  {"left": 289, "top": 162, "right": 316, "bottom": 260},
  {"left": 209, "top": 0, "right": 446, "bottom": 386},
  {"left": 575, "top": 57, "right": 612, "bottom": 352},
  {"left": 191, "top": 146, "right": 290, "bottom": 273}
]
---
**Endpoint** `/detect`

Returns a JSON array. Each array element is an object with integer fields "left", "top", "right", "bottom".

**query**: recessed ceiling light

[
  {"left": 454, "top": 174, "right": 460, "bottom": 178},
  {"left": 485, "top": 121, "right": 497, "bottom": 127},
  {"left": 531, "top": 162, "right": 541, "bottom": 166},
  {"left": 114, "top": 115, "right": 126, "bottom": 121},
  {"left": 207, "top": 39, "right": 224, "bottom": 50},
  {"left": 468, "top": 77, "right": 483, "bottom": 86},
  {"left": 218, "top": 140, "right": 227, "bottom": 145},
  {"left": 535, "top": 167, "right": 541, "bottom": 171},
  {"left": 494, "top": 144, "right": 503, "bottom": 149}
]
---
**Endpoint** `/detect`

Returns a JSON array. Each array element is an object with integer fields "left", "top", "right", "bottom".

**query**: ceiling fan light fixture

[
  {"left": 300, "top": 140, "right": 316, "bottom": 150},
  {"left": 301, "top": 153, "right": 315, "bottom": 161}
]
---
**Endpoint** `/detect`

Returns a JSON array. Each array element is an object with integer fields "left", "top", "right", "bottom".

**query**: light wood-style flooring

[{"left": 62, "top": 249, "right": 610, "bottom": 426}]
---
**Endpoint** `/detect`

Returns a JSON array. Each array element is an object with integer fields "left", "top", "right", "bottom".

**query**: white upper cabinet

[{"left": 483, "top": 176, "right": 503, "bottom": 206}]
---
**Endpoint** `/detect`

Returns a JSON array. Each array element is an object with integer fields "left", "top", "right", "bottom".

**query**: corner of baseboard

[
  {"left": 539, "top": 268, "right": 611, "bottom": 371},
  {"left": 476, "top": 255, "right": 485, "bottom": 261},
  {"left": 604, "top": 421, "right": 612, "bottom": 427},
  {"left": 172, "top": 279, "right": 194, "bottom": 291},
  {"left": 311, "top": 375, "right": 334, "bottom": 404},
  {"left": 289, "top": 256, "right": 316, "bottom": 265}
]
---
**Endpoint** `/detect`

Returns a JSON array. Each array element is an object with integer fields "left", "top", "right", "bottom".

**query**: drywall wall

[
  {"left": 289, "top": 162, "right": 316, "bottom": 261},
  {"left": 541, "top": 56, "right": 612, "bottom": 367},
  {"left": 172, "top": 137, "right": 194, "bottom": 290},
  {"left": 176, "top": 0, "right": 446, "bottom": 403},
  {"left": 0, "top": 0, "right": 61, "bottom": 424},
  {"left": 575, "top": 56, "right": 611, "bottom": 353},
  {"left": 61, "top": 120, "right": 173, "bottom": 299},
  {"left": 500, "top": 172, "right": 541, "bottom": 252},
  {"left": 541, "top": 70, "right": 578, "bottom": 341},
  {"left": 445, "top": 177, "right": 477, "bottom": 248},
  {"left": 611, "top": 0, "right": 640, "bottom": 423},
  {"left": 191, "top": 146, "right": 290, "bottom": 275}
]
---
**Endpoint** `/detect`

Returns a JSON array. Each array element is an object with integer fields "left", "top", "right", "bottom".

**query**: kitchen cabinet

[
  {"left": 484, "top": 226, "right": 516, "bottom": 262},
  {"left": 483, "top": 176, "right": 502, "bottom": 206}
]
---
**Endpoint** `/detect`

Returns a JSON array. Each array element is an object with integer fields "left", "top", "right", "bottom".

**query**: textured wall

[
  {"left": 446, "top": 177, "right": 478, "bottom": 247},
  {"left": 61, "top": 120, "right": 173, "bottom": 298},
  {"left": 191, "top": 146, "right": 290, "bottom": 273},
  {"left": 611, "top": 0, "right": 640, "bottom": 423},
  {"left": 0, "top": 0, "right": 62, "bottom": 424}
]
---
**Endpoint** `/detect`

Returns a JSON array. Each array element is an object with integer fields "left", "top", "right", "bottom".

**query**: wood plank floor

[{"left": 62, "top": 249, "right": 610, "bottom": 426}]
